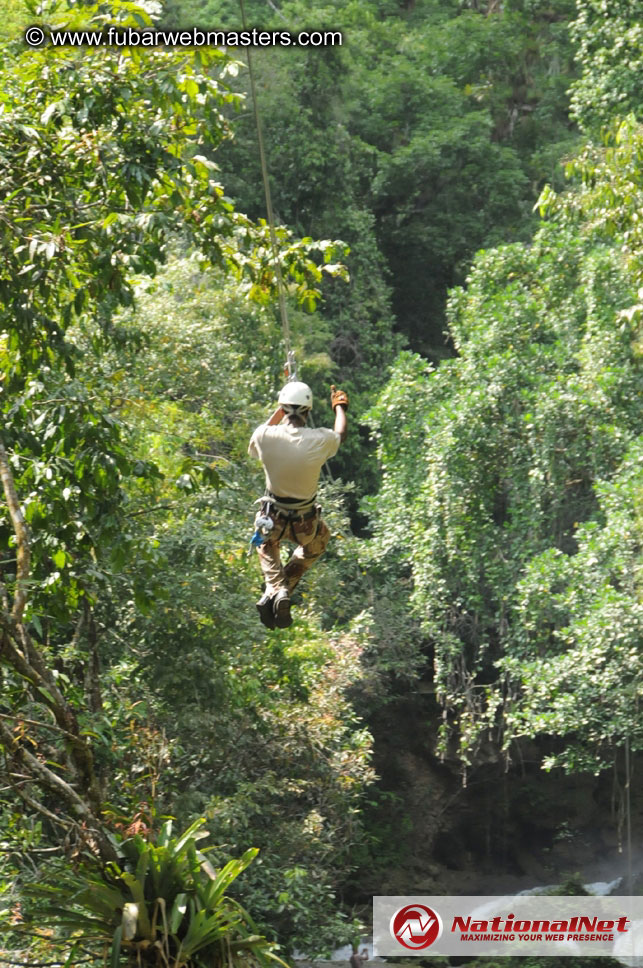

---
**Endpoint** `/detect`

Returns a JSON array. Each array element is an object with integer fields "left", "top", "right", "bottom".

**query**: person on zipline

[{"left": 248, "top": 382, "right": 348, "bottom": 629}]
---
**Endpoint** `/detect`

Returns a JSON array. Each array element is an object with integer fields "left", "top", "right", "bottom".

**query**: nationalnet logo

[
  {"left": 374, "top": 895, "right": 643, "bottom": 958},
  {"left": 390, "top": 904, "right": 443, "bottom": 949}
]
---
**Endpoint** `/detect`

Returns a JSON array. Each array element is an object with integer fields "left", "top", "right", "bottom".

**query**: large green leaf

[
  {"left": 121, "top": 871, "right": 153, "bottom": 938},
  {"left": 198, "top": 848, "right": 259, "bottom": 910}
]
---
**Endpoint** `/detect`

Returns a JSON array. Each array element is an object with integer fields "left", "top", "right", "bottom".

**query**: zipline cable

[
  {"left": 238, "top": 0, "right": 296, "bottom": 381},
  {"left": 238, "top": 2, "right": 338, "bottom": 485}
]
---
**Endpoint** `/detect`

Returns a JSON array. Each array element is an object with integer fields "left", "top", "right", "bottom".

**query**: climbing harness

[
  {"left": 247, "top": 491, "right": 322, "bottom": 554},
  {"left": 266, "top": 491, "right": 317, "bottom": 512},
  {"left": 262, "top": 493, "right": 319, "bottom": 520},
  {"left": 247, "top": 510, "right": 274, "bottom": 555}
]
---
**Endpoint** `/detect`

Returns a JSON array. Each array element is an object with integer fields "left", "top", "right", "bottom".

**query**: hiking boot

[
  {"left": 272, "top": 589, "right": 292, "bottom": 629},
  {"left": 256, "top": 592, "right": 276, "bottom": 630}
]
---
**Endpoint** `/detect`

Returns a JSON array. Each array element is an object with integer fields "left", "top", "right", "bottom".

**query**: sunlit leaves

[
  {"left": 0, "top": 1, "right": 240, "bottom": 373},
  {"left": 538, "top": 116, "right": 643, "bottom": 298},
  {"left": 498, "top": 439, "right": 643, "bottom": 770},
  {"left": 570, "top": 0, "right": 643, "bottom": 133},
  {"left": 367, "top": 209, "right": 642, "bottom": 770}
]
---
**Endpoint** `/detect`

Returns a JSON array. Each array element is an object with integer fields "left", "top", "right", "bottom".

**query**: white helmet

[{"left": 278, "top": 381, "right": 313, "bottom": 411}]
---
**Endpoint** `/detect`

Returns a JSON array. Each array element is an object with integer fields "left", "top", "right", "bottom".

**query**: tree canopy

[{"left": 1, "top": 0, "right": 642, "bottom": 961}]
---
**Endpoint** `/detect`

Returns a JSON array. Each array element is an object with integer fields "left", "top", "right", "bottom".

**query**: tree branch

[
  {"left": 6, "top": 772, "right": 74, "bottom": 831},
  {"left": 0, "top": 440, "right": 31, "bottom": 623},
  {"left": 1, "top": 720, "right": 92, "bottom": 817},
  {"left": 0, "top": 613, "right": 69, "bottom": 722},
  {"left": 0, "top": 720, "right": 117, "bottom": 863},
  {"left": 83, "top": 601, "right": 103, "bottom": 717},
  {"left": 0, "top": 961, "right": 94, "bottom": 967},
  {"left": 0, "top": 568, "right": 11, "bottom": 614},
  {"left": 0, "top": 711, "right": 80, "bottom": 742},
  {"left": 0, "top": 611, "right": 107, "bottom": 848}
]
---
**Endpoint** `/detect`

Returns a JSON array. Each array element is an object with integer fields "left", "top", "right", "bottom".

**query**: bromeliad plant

[{"left": 28, "top": 819, "right": 285, "bottom": 968}]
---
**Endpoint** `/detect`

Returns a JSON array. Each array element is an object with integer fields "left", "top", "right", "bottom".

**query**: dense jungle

[{"left": 0, "top": 0, "right": 642, "bottom": 966}]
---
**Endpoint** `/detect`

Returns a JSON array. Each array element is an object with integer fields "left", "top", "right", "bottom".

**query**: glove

[{"left": 330, "top": 385, "right": 349, "bottom": 411}]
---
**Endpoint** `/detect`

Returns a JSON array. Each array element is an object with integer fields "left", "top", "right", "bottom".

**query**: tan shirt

[{"left": 248, "top": 421, "right": 340, "bottom": 500}]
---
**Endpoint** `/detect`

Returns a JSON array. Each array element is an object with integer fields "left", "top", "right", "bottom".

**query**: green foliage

[
  {"left": 0, "top": 0, "right": 347, "bottom": 385},
  {"left": 0, "top": 366, "right": 160, "bottom": 622},
  {"left": 50, "top": 256, "right": 377, "bottom": 954},
  {"left": 544, "top": 873, "right": 590, "bottom": 895},
  {"left": 166, "top": 0, "right": 579, "bottom": 355},
  {"left": 0, "top": 0, "right": 238, "bottom": 373},
  {"left": 540, "top": 115, "right": 643, "bottom": 290},
  {"left": 0, "top": 2, "right": 359, "bottom": 957},
  {"left": 0, "top": 0, "right": 29, "bottom": 41},
  {"left": 570, "top": 0, "right": 643, "bottom": 133},
  {"left": 497, "top": 438, "right": 643, "bottom": 771},
  {"left": 0, "top": 224, "right": 371, "bottom": 950},
  {"left": 25, "top": 819, "right": 283, "bottom": 968},
  {"left": 6, "top": 0, "right": 642, "bottom": 949},
  {"left": 366, "top": 156, "right": 642, "bottom": 768}
]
